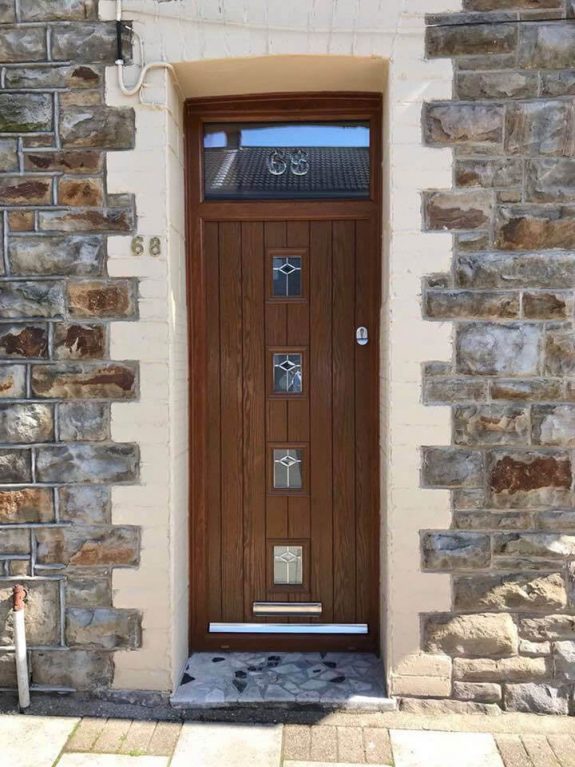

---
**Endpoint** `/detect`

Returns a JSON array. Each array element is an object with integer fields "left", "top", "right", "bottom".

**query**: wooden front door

[{"left": 187, "top": 95, "right": 381, "bottom": 652}]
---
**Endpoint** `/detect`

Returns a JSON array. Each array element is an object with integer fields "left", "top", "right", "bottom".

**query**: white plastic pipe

[
  {"left": 13, "top": 585, "right": 30, "bottom": 711},
  {"left": 115, "top": 0, "right": 175, "bottom": 97}
]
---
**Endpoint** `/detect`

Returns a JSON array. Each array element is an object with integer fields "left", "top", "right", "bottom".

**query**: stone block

[
  {"left": 0, "top": 177, "right": 51, "bottom": 207},
  {"left": 456, "top": 323, "right": 541, "bottom": 376},
  {"left": 0, "top": 282, "right": 65, "bottom": 319},
  {"left": 58, "top": 177, "right": 104, "bottom": 208},
  {"left": 66, "top": 576, "right": 111, "bottom": 607},
  {"left": 0, "top": 529, "right": 29, "bottom": 555},
  {"left": 457, "top": 71, "right": 538, "bottom": 100},
  {"left": 423, "top": 377, "right": 487, "bottom": 404},
  {"left": 35, "top": 525, "right": 139, "bottom": 567},
  {"left": 532, "top": 404, "right": 575, "bottom": 445},
  {"left": 424, "top": 103, "right": 504, "bottom": 145},
  {"left": 526, "top": 159, "right": 575, "bottom": 202},
  {"left": 454, "top": 405, "right": 529, "bottom": 446},
  {"left": 32, "top": 649, "right": 113, "bottom": 692},
  {"left": 60, "top": 106, "right": 135, "bottom": 150},
  {"left": 0, "top": 366, "right": 26, "bottom": 398},
  {"left": 0, "top": 139, "right": 18, "bottom": 172},
  {"left": 456, "top": 252, "right": 575, "bottom": 289},
  {"left": 524, "top": 291, "right": 572, "bottom": 319},
  {"left": 5, "top": 64, "right": 102, "bottom": 90},
  {"left": 0, "top": 652, "right": 16, "bottom": 687},
  {"left": 392, "top": 674, "right": 451, "bottom": 697},
  {"left": 0, "top": 450, "right": 31, "bottom": 483},
  {"left": 67, "top": 280, "right": 138, "bottom": 319},
  {"left": 519, "top": 639, "right": 551, "bottom": 655},
  {"left": 494, "top": 533, "right": 575, "bottom": 561},
  {"left": 59, "top": 485, "right": 110, "bottom": 525},
  {"left": 58, "top": 402, "right": 109, "bottom": 441},
  {"left": 0, "top": 94, "right": 52, "bottom": 133},
  {"left": 422, "top": 532, "right": 490, "bottom": 570},
  {"left": 0, "top": 403, "right": 53, "bottom": 443},
  {"left": 21, "top": 0, "right": 98, "bottom": 21},
  {"left": 395, "top": 652, "right": 453, "bottom": 678},
  {"left": 53, "top": 323, "right": 106, "bottom": 360},
  {"left": 453, "top": 656, "right": 550, "bottom": 682},
  {"left": 554, "top": 641, "right": 575, "bottom": 680},
  {"left": 520, "top": 614, "right": 575, "bottom": 640},
  {"left": 8, "top": 211, "right": 35, "bottom": 232},
  {"left": 65, "top": 607, "right": 141, "bottom": 649},
  {"left": 0, "top": 581, "right": 60, "bottom": 647},
  {"left": 453, "top": 510, "right": 532, "bottom": 530},
  {"left": 490, "top": 378, "right": 564, "bottom": 401},
  {"left": 505, "top": 101, "right": 575, "bottom": 156},
  {"left": 455, "top": 232, "right": 491, "bottom": 252},
  {"left": 38, "top": 208, "right": 134, "bottom": 235},
  {"left": 0, "top": 324, "right": 47, "bottom": 359},
  {"left": 489, "top": 450, "right": 572, "bottom": 507},
  {"left": 424, "top": 613, "right": 518, "bottom": 657},
  {"left": 425, "top": 290, "right": 519, "bottom": 319},
  {"left": 538, "top": 510, "right": 575, "bottom": 530},
  {"left": 454, "top": 573, "right": 567, "bottom": 611},
  {"left": 546, "top": 329, "right": 575, "bottom": 375},
  {"left": 51, "top": 22, "right": 121, "bottom": 63},
  {"left": 0, "top": 2, "right": 15, "bottom": 23},
  {"left": 421, "top": 446, "right": 483, "bottom": 487},
  {"left": 398, "top": 698, "right": 501, "bottom": 715},
  {"left": 504, "top": 683, "right": 569, "bottom": 714},
  {"left": 455, "top": 158, "right": 523, "bottom": 189},
  {"left": 453, "top": 682, "right": 502, "bottom": 703},
  {"left": 452, "top": 489, "right": 486, "bottom": 510},
  {"left": 0, "top": 488, "right": 53, "bottom": 524},
  {"left": 496, "top": 206, "right": 575, "bottom": 250},
  {"left": 35, "top": 443, "right": 139, "bottom": 484},
  {"left": 519, "top": 23, "right": 575, "bottom": 69},
  {"left": 25, "top": 151, "right": 103, "bottom": 174},
  {"left": 423, "top": 189, "right": 492, "bottom": 231},
  {"left": 0, "top": 28, "right": 46, "bottom": 63},
  {"left": 32, "top": 362, "right": 136, "bottom": 400},
  {"left": 8, "top": 236, "right": 104, "bottom": 276},
  {"left": 541, "top": 70, "right": 575, "bottom": 96},
  {"left": 426, "top": 24, "right": 517, "bottom": 57}
]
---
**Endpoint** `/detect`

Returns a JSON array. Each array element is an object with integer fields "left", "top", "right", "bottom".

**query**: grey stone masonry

[
  {"left": 0, "top": 0, "right": 141, "bottom": 694},
  {"left": 422, "top": 0, "right": 575, "bottom": 714}
]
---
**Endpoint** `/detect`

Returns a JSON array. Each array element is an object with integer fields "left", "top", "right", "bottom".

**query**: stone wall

[
  {"left": 421, "top": 0, "right": 575, "bottom": 713},
  {"left": 0, "top": 0, "right": 141, "bottom": 692}
]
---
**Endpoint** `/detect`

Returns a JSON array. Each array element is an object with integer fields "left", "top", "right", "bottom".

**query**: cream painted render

[{"left": 99, "top": 0, "right": 460, "bottom": 695}]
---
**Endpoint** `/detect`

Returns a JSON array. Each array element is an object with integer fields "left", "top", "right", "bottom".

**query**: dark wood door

[
  {"left": 193, "top": 217, "right": 379, "bottom": 651},
  {"left": 186, "top": 93, "right": 382, "bottom": 652}
]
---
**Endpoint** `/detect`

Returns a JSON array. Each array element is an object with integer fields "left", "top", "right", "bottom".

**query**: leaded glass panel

[
  {"left": 273, "top": 448, "right": 303, "bottom": 490},
  {"left": 272, "top": 256, "right": 302, "bottom": 297},
  {"left": 273, "top": 353, "right": 303, "bottom": 394},
  {"left": 273, "top": 545, "right": 303, "bottom": 585}
]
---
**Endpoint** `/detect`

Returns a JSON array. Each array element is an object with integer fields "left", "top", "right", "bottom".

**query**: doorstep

[{"left": 170, "top": 652, "right": 396, "bottom": 710}]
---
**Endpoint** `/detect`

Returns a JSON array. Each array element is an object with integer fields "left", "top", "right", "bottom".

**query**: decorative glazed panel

[{"left": 273, "top": 544, "right": 304, "bottom": 585}]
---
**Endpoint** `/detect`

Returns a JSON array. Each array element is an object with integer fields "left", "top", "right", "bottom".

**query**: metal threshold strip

[{"left": 209, "top": 622, "right": 368, "bottom": 634}]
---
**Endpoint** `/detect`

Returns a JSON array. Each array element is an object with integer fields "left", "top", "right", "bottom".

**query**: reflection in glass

[
  {"left": 273, "top": 353, "right": 303, "bottom": 393},
  {"left": 273, "top": 545, "right": 303, "bottom": 585},
  {"left": 203, "top": 121, "right": 370, "bottom": 200},
  {"left": 273, "top": 448, "right": 303, "bottom": 489},
  {"left": 272, "top": 256, "right": 302, "bottom": 297}
]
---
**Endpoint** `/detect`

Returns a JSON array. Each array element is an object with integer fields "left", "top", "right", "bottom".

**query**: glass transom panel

[
  {"left": 203, "top": 121, "right": 370, "bottom": 200},
  {"left": 273, "top": 545, "right": 303, "bottom": 585},
  {"left": 273, "top": 448, "right": 303, "bottom": 490},
  {"left": 273, "top": 353, "right": 303, "bottom": 394},
  {"left": 272, "top": 256, "right": 302, "bottom": 298}
]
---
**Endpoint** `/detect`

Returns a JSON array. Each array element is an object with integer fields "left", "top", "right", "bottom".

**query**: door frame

[{"left": 185, "top": 92, "right": 383, "bottom": 652}]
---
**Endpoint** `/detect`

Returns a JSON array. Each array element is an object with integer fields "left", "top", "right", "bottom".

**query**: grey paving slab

[
  {"left": 147, "top": 721, "right": 182, "bottom": 757},
  {"left": 58, "top": 756, "right": 169, "bottom": 767},
  {"left": 391, "top": 729, "right": 505, "bottom": 767},
  {"left": 495, "top": 734, "right": 534, "bottom": 767},
  {"left": 521, "top": 735, "right": 561, "bottom": 767},
  {"left": 363, "top": 728, "right": 393, "bottom": 765},
  {"left": 547, "top": 734, "right": 575, "bottom": 767},
  {"left": 283, "top": 724, "right": 312, "bottom": 760},
  {"left": 92, "top": 718, "right": 131, "bottom": 753},
  {"left": 65, "top": 718, "right": 107, "bottom": 753},
  {"left": 170, "top": 722, "right": 283, "bottom": 767},
  {"left": 0, "top": 714, "right": 78, "bottom": 767}
]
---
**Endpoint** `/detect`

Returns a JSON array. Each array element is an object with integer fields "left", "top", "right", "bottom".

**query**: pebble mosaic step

[{"left": 171, "top": 651, "right": 394, "bottom": 708}]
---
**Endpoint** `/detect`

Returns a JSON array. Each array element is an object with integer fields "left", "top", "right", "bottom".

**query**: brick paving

[{"left": 4, "top": 713, "right": 575, "bottom": 766}]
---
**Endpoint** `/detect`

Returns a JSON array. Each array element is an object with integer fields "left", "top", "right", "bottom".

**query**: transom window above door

[{"left": 203, "top": 121, "right": 370, "bottom": 200}]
